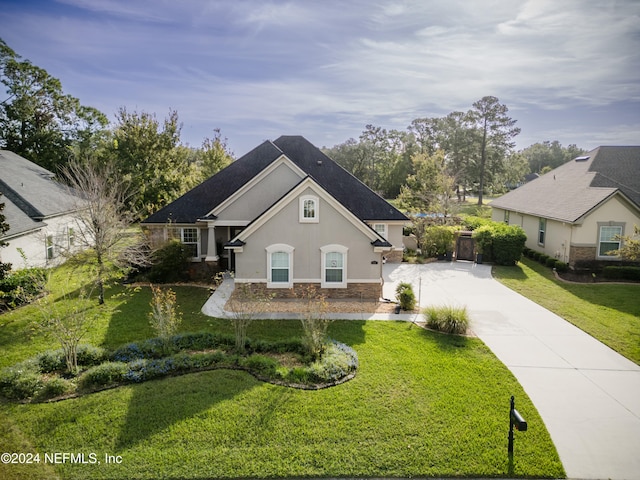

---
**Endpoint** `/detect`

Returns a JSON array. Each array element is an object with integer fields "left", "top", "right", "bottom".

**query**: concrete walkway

[{"left": 201, "top": 263, "right": 640, "bottom": 480}]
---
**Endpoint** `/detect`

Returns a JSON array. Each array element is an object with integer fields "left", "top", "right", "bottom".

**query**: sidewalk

[{"left": 201, "top": 263, "right": 640, "bottom": 480}]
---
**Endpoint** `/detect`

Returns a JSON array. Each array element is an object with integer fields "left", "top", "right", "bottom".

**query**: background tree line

[
  {"left": 0, "top": 38, "right": 234, "bottom": 220},
  {"left": 323, "top": 99, "right": 585, "bottom": 210},
  {"left": 2, "top": 37, "right": 585, "bottom": 219}
]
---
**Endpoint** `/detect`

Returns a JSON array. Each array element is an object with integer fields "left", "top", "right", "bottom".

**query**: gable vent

[{"left": 574, "top": 156, "right": 590, "bottom": 162}]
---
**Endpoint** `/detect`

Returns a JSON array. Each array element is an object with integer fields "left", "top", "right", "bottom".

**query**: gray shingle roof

[
  {"left": 490, "top": 146, "right": 640, "bottom": 222},
  {"left": 0, "top": 150, "right": 82, "bottom": 238},
  {"left": 143, "top": 135, "right": 408, "bottom": 224}
]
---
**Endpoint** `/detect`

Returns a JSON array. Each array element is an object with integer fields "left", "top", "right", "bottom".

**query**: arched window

[
  {"left": 266, "top": 244, "right": 294, "bottom": 288},
  {"left": 299, "top": 195, "right": 319, "bottom": 223},
  {"left": 320, "top": 244, "right": 348, "bottom": 288}
]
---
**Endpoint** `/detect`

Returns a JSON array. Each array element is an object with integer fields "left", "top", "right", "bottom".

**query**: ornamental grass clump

[{"left": 423, "top": 304, "right": 470, "bottom": 335}]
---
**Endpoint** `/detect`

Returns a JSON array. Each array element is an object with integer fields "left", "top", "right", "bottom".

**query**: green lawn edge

[
  {"left": 0, "top": 264, "right": 565, "bottom": 479},
  {"left": 494, "top": 257, "right": 640, "bottom": 365}
]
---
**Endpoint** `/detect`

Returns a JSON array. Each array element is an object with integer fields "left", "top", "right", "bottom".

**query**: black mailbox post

[{"left": 508, "top": 395, "right": 527, "bottom": 464}]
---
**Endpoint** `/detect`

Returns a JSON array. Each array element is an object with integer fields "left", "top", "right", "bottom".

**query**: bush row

[
  {"left": 522, "top": 247, "right": 569, "bottom": 272},
  {"left": 111, "top": 332, "right": 307, "bottom": 362},
  {"left": 0, "top": 333, "right": 357, "bottom": 401},
  {"left": 83, "top": 340, "right": 359, "bottom": 390},
  {"left": 602, "top": 266, "right": 640, "bottom": 281}
]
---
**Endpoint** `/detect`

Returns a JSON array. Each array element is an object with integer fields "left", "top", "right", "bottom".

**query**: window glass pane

[
  {"left": 182, "top": 228, "right": 198, "bottom": 243},
  {"left": 326, "top": 269, "right": 343, "bottom": 282},
  {"left": 271, "top": 268, "right": 289, "bottom": 282},
  {"left": 303, "top": 199, "right": 315, "bottom": 218},
  {"left": 600, "top": 226, "right": 621, "bottom": 242},
  {"left": 326, "top": 252, "right": 343, "bottom": 268},
  {"left": 271, "top": 252, "right": 289, "bottom": 268},
  {"left": 599, "top": 226, "right": 622, "bottom": 256},
  {"left": 599, "top": 242, "right": 619, "bottom": 256}
]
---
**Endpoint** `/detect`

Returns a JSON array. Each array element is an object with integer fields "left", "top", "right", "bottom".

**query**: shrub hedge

[
  {"left": 472, "top": 222, "right": 526, "bottom": 265},
  {"left": 602, "top": 266, "right": 640, "bottom": 281}
]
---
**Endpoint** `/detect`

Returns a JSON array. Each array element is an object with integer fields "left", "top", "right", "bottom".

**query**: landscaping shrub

[
  {"left": 554, "top": 260, "right": 569, "bottom": 273},
  {"left": 241, "top": 355, "right": 279, "bottom": 376},
  {"left": 471, "top": 223, "right": 526, "bottom": 265},
  {"left": 79, "top": 362, "right": 129, "bottom": 390},
  {"left": 421, "top": 226, "right": 457, "bottom": 258},
  {"left": 0, "top": 359, "right": 41, "bottom": 400},
  {"left": 545, "top": 257, "right": 558, "bottom": 267},
  {"left": 147, "top": 240, "right": 191, "bottom": 283},
  {"left": 472, "top": 225, "right": 494, "bottom": 261},
  {"left": 307, "top": 341, "right": 358, "bottom": 383},
  {"left": 538, "top": 254, "right": 550, "bottom": 265},
  {"left": 37, "top": 349, "right": 66, "bottom": 373},
  {"left": 395, "top": 282, "right": 416, "bottom": 311},
  {"left": 0, "top": 267, "right": 46, "bottom": 310},
  {"left": 76, "top": 344, "right": 107, "bottom": 366},
  {"left": 36, "top": 377, "right": 74, "bottom": 401},
  {"left": 492, "top": 224, "right": 526, "bottom": 266},
  {"left": 423, "top": 305, "right": 470, "bottom": 335},
  {"left": 462, "top": 215, "right": 492, "bottom": 231},
  {"left": 603, "top": 266, "right": 640, "bottom": 281}
]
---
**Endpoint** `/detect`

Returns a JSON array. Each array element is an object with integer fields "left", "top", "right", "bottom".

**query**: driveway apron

[{"left": 383, "top": 262, "right": 640, "bottom": 480}]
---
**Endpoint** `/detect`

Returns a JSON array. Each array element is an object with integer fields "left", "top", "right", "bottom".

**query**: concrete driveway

[{"left": 384, "top": 261, "right": 640, "bottom": 480}]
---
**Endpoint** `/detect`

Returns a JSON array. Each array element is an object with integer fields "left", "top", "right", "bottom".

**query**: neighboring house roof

[
  {"left": 490, "top": 146, "right": 640, "bottom": 223},
  {"left": 142, "top": 135, "right": 408, "bottom": 224},
  {"left": 0, "top": 150, "right": 80, "bottom": 239}
]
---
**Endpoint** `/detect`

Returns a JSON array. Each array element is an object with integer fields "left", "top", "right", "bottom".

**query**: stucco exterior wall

[
  {"left": 234, "top": 187, "right": 383, "bottom": 284},
  {"left": 493, "top": 195, "right": 640, "bottom": 265},
  {"left": 215, "top": 162, "right": 303, "bottom": 223}
]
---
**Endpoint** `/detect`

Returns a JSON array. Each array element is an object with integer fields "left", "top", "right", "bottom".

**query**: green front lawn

[
  {"left": 0, "top": 264, "right": 564, "bottom": 479},
  {"left": 494, "top": 257, "right": 640, "bottom": 365}
]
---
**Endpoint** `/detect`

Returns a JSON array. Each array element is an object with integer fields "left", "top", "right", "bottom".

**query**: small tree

[
  {"left": 611, "top": 225, "right": 640, "bottom": 260},
  {"left": 35, "top": 287, "right": 95, "bottom": 374},
  {"left": 296, "top": 285, "right": 331, "bottom": 360},
  {"left": 226, "top": 282, "right": 273, "bottom": 352},
  {"left": 148, "top": 285, "right": 182, "bottom": 354}
]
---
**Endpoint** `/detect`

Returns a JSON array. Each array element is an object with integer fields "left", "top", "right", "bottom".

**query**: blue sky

[{"left": 1, "top": 0, "right": 639, "bottom": 156}]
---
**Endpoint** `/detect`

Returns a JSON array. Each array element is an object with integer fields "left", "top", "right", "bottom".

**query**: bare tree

[
  {"left": 295, "top": 285, "right": 331, "bottom": 360},
  {"left": 61, "top": 159, "right": 137, "bottom": 304}
]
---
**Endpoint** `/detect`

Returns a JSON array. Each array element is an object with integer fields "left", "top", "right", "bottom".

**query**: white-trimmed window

[
  {"left": 538, "top": 218, "right": 546, "bottom": 245},
  {"left": 68, "top": 227, "right": 76, "bottom": 247},
  {"left": 321, "top": 244, "right": 348, "bottom": 288},
  {"left": 373, "top": 223, "right": 387, "bottom": 239},
  {"left": 598, "top": 225, "right": 623, "bottom": 258},
  {"left": 46, "top": 235, "right": 55, "bottom": 260},
  {"left": 266, "top": 244, "right": 294, "bottom": 288},
  {"left": 168, "top": 227, "right": 200, "bottom": 258},
  {"left": 299, "top": 195, "right": 319, "bottom": 223}
]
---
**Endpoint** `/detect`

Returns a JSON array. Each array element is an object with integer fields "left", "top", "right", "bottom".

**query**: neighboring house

[
  {"left": 142, "top": 135, "right": 408, "bottom": 298},
  {"left": 0, "top": 150, "right": 85, "bottom": 268},
  {"left": 490, "top": 146, "right": 640, "bottom": 268}
]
